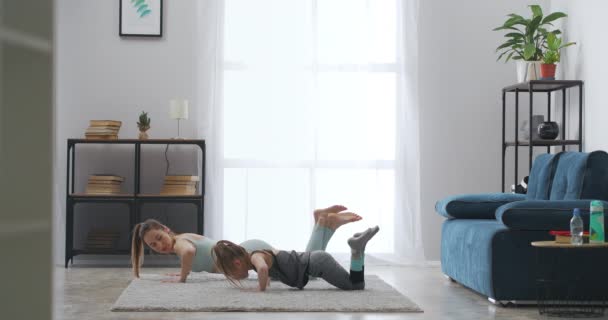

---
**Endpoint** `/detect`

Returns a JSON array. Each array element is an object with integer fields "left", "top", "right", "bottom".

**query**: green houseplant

[
  {"left": 494, "top": 5, "right": 568, "bottom": 82},
  {"left": 137, "top": 111, "right": 151, "bottom": 140},
  {"left": 540, "top": 32, "right": 576, "bottom": 79}
]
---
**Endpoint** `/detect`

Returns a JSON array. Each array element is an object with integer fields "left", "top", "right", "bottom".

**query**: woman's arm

[
  {"left": 173, "top": 239, "right": 196, "bottom": 282},
  {"left": 250, "top": 253, "right": 270, "bottom": 291}
]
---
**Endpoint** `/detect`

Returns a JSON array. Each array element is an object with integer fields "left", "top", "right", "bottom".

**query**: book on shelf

[
  {"left": 161, "top": 186, "right": 197, "bottom": 192},
  {"left": 86, "top": 174, "right": 124, "bottom": 194},
  {"left": 85, "top": 120, "right": 122, "bottom": 140},
  {"left": 549, "top": 230, "right": 590, "bottom": 244},
  {"left": 89, "top": 120, "right": 122, "bottom": 127},
  {"left": 86, "top": 229, "right": 120, "bottom": 251},
  {"left": 89, "top": 175, "right": 124, "bottom": 182},
  {"left": 164, "top": 175, "right": 200, "bottom": 182},
  {"left": 163, "top": 181, "right": 197, "bottom": 186},
  {"left": 85, "top": 134, "right": 119, "bottom": 140}
]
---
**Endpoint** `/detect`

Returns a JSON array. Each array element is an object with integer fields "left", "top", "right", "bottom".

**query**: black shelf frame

[
  {"left": 65, "top": 139, "right": 206, "bottom": 267},
  {"left": 501, "top": 80, "right": 583, "bottom": 192}
]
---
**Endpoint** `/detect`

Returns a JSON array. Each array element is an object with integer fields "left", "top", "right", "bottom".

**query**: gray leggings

[{"left": 307, "top": 251, "right": 364, "bottom": 290}]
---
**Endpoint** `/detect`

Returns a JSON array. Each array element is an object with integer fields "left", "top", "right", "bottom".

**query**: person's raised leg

[
  {"left": 347, "top": 226, "right": 380, "bottom": 284},
  {"left": 313, "top": 205, "right": 347, "bottom": 223},
  {"left": 306, "top": 205, "right": 362, "bottom": 252}
]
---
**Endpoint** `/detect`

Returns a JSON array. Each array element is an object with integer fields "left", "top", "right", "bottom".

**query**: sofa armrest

[
  {"left": 435, "top": 193, "right": 526, "bottom": 219},
  {"left": 496, "top": 200, "right": 608, "bottom": 231}
]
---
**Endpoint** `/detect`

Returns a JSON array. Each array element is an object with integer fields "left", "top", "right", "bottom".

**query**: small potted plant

[
  {"left": 137, "top": 111, "right": 151, "bottom": 140},
  {"left": 540, "top": 32, "right": 576, "bottom": 80},
  {"left": 494, "top": 5, "right": 568, "bottom": 82}
]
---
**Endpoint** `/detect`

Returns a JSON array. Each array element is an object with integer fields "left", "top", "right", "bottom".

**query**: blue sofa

[{"left": 436, "top": 151, "right": 608, "bottom": 304}]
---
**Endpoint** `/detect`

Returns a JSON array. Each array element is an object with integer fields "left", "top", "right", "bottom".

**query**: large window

[{"left": 223, "top": 0, "right": 398, "bottom": 252}]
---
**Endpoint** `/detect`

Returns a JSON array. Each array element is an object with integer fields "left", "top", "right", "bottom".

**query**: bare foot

[
  {"left": 325, "top": 212, "right": 362, "bottom": 230},
  {"left": 314, "top": 205, "right": 347, "bottom": 223}
]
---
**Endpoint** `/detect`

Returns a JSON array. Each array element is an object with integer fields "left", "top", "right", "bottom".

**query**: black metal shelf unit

[
  {"left": 501, "top": 80, "right": 583, "bottom": 192},
  {"left": 65, "top": 139, "right": 206, "bottom": 267}
]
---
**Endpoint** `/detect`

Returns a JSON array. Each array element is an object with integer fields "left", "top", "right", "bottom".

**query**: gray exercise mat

[{"left": 112, "top": 273, "right": 423, "bottom": 312}]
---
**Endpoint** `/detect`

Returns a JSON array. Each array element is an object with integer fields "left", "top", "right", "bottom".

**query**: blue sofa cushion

[
  {"left": 548, "top": 151, "right": 608, "bottom": 200},
  {"left": 496, "top": 200, "right": 608, "bottom": 231},
  {"left": 581, "top": 151, "right": 608, "bottom": 200},
  {"left": 549, "top": 152, "right": 588, "bottom": 200},
  {"left": 435, "top": 193, "right": 525, "bottom": 219},
  {"left": 526, "top": 153, "right": 560, "bottom": 200}
]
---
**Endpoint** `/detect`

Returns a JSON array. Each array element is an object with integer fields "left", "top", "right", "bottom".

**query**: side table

[{"left": 531, "top": 241, "right": 608, "bottom": 317}]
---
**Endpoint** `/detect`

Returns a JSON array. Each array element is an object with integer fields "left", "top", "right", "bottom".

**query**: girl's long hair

[
  {"left": 211, "top": 240, "right": 249, "bottom": 287},
  {"left": 131, "top": 219, "right": 173, "bottom": 278}
]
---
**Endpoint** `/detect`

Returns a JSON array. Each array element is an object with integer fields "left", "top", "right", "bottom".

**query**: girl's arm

[
  {"left": 173, "top": 239, "right": 196, "bottom": 282},
  {"left": 250, "top": 253, "right": 270, "bottom": 291}
]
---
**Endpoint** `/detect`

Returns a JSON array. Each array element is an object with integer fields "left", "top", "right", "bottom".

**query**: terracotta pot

[
  {"left": 540, "top": 63, "right": 557, "bottom": 80},
  {"left": 138, "top": 130, "right": 149, "bottom": 140}
]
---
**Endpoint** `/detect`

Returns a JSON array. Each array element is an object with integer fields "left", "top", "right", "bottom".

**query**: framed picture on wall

[{"left": 119, "top": 0, "right": 163, "bottom": 37}]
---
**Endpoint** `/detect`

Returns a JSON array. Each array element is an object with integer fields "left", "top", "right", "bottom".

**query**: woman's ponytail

[{"left": 131, "top": 223, "right": 144, "bottom": 278}]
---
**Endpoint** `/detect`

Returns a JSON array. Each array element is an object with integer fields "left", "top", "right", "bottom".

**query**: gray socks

[{"left": 348, "top": 226, "right": 380, "bottom": 271}]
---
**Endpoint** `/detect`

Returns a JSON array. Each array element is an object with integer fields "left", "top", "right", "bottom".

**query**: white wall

[
  {"left": 54, "top": 0, "right": 201, "bottom": 264},
  {"left": 418, "top": 0, "right": 549, "bottom": 260},
  {"left": 551, "top": 0, "right": 608, "bottom": 152}
]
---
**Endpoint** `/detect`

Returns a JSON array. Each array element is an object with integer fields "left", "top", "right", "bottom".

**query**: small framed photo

[{"left": 119, "top": 0, "right": 163, "bottom": 37}]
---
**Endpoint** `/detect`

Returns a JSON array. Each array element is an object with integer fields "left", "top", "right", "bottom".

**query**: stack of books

[
  {"left": 85, "top": 175, "right": 124, "bottom": 195},
  {"left": 85, "top": 120, "right": 122, "bottom": 140},
  {"left": 85, "top": 229, "right": 120, "bottom": 252},
  {"left": 550, "top": 230, "right": 590, "bottom": 244},
  {"left": 160, "top": 175, "right": 199, "bottom": 195}
]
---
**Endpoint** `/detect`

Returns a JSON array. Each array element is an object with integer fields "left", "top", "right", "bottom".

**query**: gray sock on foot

[{"left": 348, "top": 226, "right": 380, "bottom": 256}]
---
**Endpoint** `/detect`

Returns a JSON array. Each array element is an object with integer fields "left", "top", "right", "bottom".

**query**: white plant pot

[{"left": 516, "top": 61, "right": 542, "bottom": 83}]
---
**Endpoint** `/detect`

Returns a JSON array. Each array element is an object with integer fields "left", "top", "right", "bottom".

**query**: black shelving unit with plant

[
  {"left": 502, "top": 80, "right": 583, "bottom": 192},
  {"left": 65, "top": 139, "right": 205, "bottom": 267}
]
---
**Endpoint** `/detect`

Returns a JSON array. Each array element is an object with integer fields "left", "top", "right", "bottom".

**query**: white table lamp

[{"left": 169, "top": 99, "right": 189, "bottom": 139}]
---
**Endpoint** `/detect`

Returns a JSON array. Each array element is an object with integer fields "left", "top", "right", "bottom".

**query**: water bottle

[
  {"left": 590, "top": 200, "right": 605, "bottom": 243},
  {"left": 570, "top": 208, "right": 584, "bottom": 245}
]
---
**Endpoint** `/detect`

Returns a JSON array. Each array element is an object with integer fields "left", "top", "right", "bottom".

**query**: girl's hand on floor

[
  {"left": 161, "top": 278, "right": 184, "bottom": 283},
  {"left": 164, "top": 272, "right": 181, "bottom": 277}
]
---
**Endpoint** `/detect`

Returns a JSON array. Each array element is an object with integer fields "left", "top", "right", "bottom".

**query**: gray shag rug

[{"left": 112, "top": 273, "right": 422, "bottom": 312}]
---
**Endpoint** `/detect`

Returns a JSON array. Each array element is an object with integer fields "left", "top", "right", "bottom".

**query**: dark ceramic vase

[{"left": 537, "top": 121, "right": 559, "bottom": 140}]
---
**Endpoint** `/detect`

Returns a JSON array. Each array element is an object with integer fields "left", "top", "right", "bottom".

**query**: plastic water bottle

[{"left": 570, "top": 208, "right": 584, "bottom": 246}]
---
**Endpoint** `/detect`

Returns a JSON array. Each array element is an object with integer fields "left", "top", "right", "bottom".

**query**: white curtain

[
  {"left": 196, "top": 0, "right": 225, "bottom": 240},
  {"left": 198, "top": 0, "right": 423, "bottom": 260}
]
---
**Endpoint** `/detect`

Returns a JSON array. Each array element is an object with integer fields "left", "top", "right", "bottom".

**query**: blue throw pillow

[{"left": 436, "top": 193, "right": 526, "bottom": 219}]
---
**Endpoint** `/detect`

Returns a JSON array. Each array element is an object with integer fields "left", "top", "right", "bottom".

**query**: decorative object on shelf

[
  {"left": 119, "top": 0, "right": 163, "bottom": 37},
  {"left": 494, "top": 5, "right": 569, "bottom": 83},
  {"left": 137, "top": 111, "right": 151, "bottom": 140},
  {"left": 85, "top": 228, "right": 120, "bottom": 252},
  {"left": 510, "top": 176, "right": 529, "bottom": 194},
  {"left": 515, "top": 61, "right": 541, "bottom": 83},
  {"left": 85, "top": 174, "right": 124, "bottom": 195},
  {"left": 540, "top": 33, "right": 576, "bottom": 80},
  {"left": 85, "top": 120, "right": 122, "bottom": 140},
  {"left": 169, "top": 99, "right": 189, "bottom": 139},
  {"left": 537, "top": 121, "right": 560, "bottom": 140},
  {"left": 519, "top": 115, "right": 544, "bottom": 140},
  {"left": 160, "top": 175, "right": 199, "bottom": 195}
]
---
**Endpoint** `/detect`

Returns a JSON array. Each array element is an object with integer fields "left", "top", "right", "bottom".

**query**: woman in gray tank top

[
  {"left": 212, "top": 226, "right": 380, "bottom": 291},
  {"left": 131, "top": 205, "right": 361, "bottom": 282}
]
